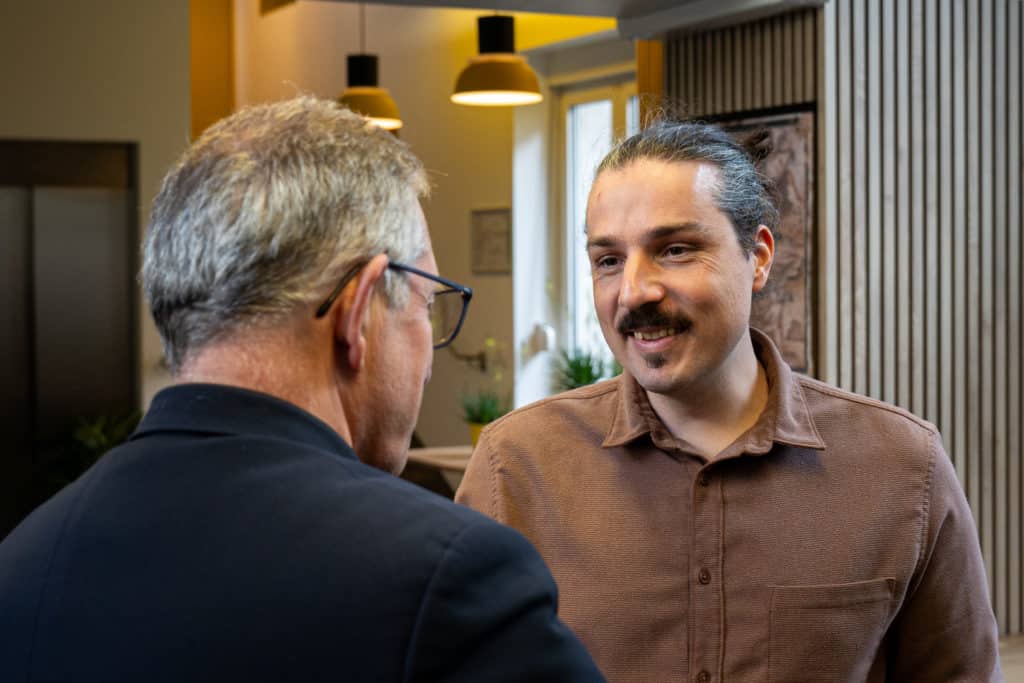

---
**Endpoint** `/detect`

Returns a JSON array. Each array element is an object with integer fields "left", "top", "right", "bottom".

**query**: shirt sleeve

[
  {"left": 454, "top": 433, "right": 500, "bottom": 522},
  {"left": 402, "top": 517, "right": 605, "bottom": 683},
  {"left": 887, "top": 432, "right": 1002, "bottom": 681}
]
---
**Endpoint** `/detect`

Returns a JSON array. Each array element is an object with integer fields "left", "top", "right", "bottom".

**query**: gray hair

[
  {"left": 142, "top": 96, "right": 430, "bottom": 373},
  {"left": 595, "top": 119, "right": 778, "bottom": 253}
]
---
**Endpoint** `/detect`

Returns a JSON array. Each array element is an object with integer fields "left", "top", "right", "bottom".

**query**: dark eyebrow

[{"left": 586, "top": 222, "right": 711, "bottom": 250}]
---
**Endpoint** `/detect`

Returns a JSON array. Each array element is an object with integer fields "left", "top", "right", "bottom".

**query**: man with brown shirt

[{"left": 456, "top": 120, "right": 1001, "bottom": 682}]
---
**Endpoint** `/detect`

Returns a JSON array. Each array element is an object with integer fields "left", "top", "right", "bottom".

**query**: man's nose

[{"left": 618, "top": 255, "right": 666, "bottom": 311}]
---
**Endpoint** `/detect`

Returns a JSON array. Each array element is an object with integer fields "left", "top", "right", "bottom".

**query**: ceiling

[
  {"left": 317, "top": 0, "right": 824, "bottom": 38},
  {"left": 332, "top": 0, "right": 694, "bottom": 18}
]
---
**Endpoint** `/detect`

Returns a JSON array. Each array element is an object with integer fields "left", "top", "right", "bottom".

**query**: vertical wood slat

[
  {"left": 925, "top": 0, "right": 940, "bottom": 430},
  {"left": 773, "top": 16, "right": 784, "bottom": 106},
  {"left": 925, "top": 1, "right": 937, "bottom": 432},
  {"left": 806, "top": 10, "right": 817, "bottom": 107},
  {"left": 1008, "top": 0, "right": 1021, "bottom": 637},
  {"left": 715, "top": 29, "right": 723, "bottom": 114},
  {"left": 911, "top": 0, "right": 926, "bottom": 417},
  {"left": 838, "top": 0, "right": 854, "bottom": 390},
  {"left": 783, "top": 13, "right": 794, "bottom": 104},
  {"left": 867, "top": 0, "right": 881, "bottom": 400},
  {"left": 952, "top": 0, "right": 968, "bottom": 505},
  {"left": 881, "top": 0, "right": 896, "bottom": 406},
  {"left": 688, "top": 34, "right": 698, "bottom": 114},
  {"left": 724, "top": 28, "right": 735, "bottom": 113},
  {"left": 763, "top": 17, "right": 773, "bottom": 105},
  {"left": 896, "top": 0, "right": 912, "bottom": 411},
  {"left": 665, "top": 0, "right": 1023, "bottom": 635},
  {"left": 938, "top": 0, "right": 954, "bottom": 493},
  {"left": 747, "top": 23, "right": 756, "bottom": 110},
  {"left": 791, "top": 15, "right": 803, "bottom": 103},
  {"left": 706, "top": 33, "right": 715, "bottom": 114},
  {"left": 992, "top": 0, "right": 1008, "bottom": 632},
  {"left": 966, "top": 0, "right": 982, "bottom": 578},
  {"left": 853, "top": 0, "right": 868, "bottom": 395},
  {"left": 821, "top": 2, "right": 838, "bottom": 385},
  {"left": 979, "top": 0, "right": 996, "bottom": 603}
]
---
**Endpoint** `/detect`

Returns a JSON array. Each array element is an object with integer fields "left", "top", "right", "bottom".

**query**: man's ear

[
  {"left": 335, "top": 254, "right": 389, "bottom": 371},
  {"left": 751, "top": 225, "right": 774, "bottom": 293}
]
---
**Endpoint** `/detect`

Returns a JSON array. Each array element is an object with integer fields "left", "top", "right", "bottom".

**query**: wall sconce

[
  {"left": 338, "top": 4, "right": 402, "bottom": 130},
  {"left": 451, "top": 15, "right": 543, "bottom": 107},
  {"left": 447, "top": 336, "right": 505, "bottom": 374}
]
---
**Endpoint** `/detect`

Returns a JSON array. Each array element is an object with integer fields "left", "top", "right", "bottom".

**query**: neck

[
  {"left": 646, "top": 332, "right": 769, "bottom": 458},
  {"left": 175, "top": 327, "right": 354, "bottom": 446}
]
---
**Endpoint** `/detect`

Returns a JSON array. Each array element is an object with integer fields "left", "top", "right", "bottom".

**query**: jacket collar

[
  {"left": 602, "top": 328, "right": 826, "bottom": 455},
  {"left": 131, "top": 383, "right": 357, "bottom": 461}
]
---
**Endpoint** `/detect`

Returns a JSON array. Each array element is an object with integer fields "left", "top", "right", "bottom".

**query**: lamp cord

[{"left": 359, "top": 2, "right": 366, "bottom": 53}]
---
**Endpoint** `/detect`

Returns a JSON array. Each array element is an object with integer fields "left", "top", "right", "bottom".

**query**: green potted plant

[
  {"left": 553, "top": 348, "right": 618, "bottom": 391},
  {"left": 460, "top": 391, "right": 507, "bottom": 446},
  {"left": 28, "top": 410, "right": 141, "bottom": 511}
]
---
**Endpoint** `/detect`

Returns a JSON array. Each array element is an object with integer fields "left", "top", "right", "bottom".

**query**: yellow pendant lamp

[
  {"left": 451, "top": 15, "right": 543, "bottom": 107},
  {"left": 338, "top": 4, "right": 402, "bottom": 130}
]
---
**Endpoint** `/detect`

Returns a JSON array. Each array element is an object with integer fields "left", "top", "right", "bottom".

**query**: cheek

[{"left": 592, "top": 277, "right": 619, "bottom": 309}]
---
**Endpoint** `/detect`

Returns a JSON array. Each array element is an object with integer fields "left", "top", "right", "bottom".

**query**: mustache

[{"left": 616, "top": 303, "right": 691, "bottom": 335}]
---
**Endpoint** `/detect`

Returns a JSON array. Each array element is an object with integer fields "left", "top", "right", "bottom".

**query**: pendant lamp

[
  {"left": 338, "top": 4, "right": 402, "bottom": 131},
  {"left": 451, "top": 15, "right": 543, "bottom": 107}
]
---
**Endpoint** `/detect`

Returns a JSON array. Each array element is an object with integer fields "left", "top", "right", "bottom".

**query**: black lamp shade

[
  {"left": 347, "top": 54, "right": 379, "bottom": 87},
  {"left": 477, "top": 15, "right": 514, "bottom": 54}
]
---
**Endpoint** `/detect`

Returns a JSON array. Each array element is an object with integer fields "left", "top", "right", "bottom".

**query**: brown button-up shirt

[{"left": 456, "top": 330, "right": 1001, "bottom": 682}]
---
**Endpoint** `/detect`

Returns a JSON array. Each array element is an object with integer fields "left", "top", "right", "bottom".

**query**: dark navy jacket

[{"left": 0, "top": 384, "right": 603, "bottom": 682}]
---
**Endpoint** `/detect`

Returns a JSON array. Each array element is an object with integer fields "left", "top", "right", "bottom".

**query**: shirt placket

[{"left": 689, "top": 464, "right": 723, "bottom": 683}]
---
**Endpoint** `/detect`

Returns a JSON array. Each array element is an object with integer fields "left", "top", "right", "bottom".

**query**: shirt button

[
  {"left": 697, "top": 670, "right": 711, "bottom": 683},
  {"left": 698, "top": 472, "right": 710, "bottom": 487},
  {"left": 698, "top": 568, "right": 711, "bottom": 584}
]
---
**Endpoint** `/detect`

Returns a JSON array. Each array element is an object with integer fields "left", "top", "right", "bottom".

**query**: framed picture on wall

[
  {"left": 470, "top": 208, "right": 512, "bottom": 275},
  {"left": 710, "top": 108, "right": 816, "bottom": 374}
]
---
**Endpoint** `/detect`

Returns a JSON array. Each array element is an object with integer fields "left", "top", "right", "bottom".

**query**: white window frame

[
  {"left": 511, "top": 34, "right": 635, "bottom": 408},
  {"left": 556, "top": 79, "right": 637, "bottom": 359}
]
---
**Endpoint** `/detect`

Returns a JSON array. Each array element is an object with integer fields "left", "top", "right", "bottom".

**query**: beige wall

[
  {"left": 233, "top": 0, "right": 611, "bottom": 446},
  {"left": 0, "top": 0, "right": 191, "bottom": 404}
]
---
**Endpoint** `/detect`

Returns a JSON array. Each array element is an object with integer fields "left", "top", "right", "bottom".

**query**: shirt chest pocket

[{"left": 768, "top": 578, "right": 895, "bottom": 683}]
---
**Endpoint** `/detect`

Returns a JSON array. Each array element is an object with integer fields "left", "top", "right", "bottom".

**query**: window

[{"left": 561, "top": 82, "right": 638, "bottom": 365}]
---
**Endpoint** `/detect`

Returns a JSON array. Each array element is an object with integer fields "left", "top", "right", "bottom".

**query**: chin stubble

[{"left": 645, "top": 355, "right": 667, "bottom": 369}]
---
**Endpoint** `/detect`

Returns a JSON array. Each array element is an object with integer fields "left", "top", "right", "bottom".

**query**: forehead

[{"left": 586, "top": 159, "right": 728, "bottom": 242}]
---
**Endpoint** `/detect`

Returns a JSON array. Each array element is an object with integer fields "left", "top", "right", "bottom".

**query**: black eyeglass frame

[{"left": 314, "top": 259, "right": 473, "bottom": 350}]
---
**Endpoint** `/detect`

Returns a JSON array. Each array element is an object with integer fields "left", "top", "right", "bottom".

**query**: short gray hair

[
  {"left": 142, "top": 96, "right": 430, "bottom": 372},
  {"left": 595, "top": 119, "right": 778, "bottom": 253}
]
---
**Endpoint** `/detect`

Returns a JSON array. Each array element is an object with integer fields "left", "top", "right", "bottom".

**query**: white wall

[
  {"left": 233, "top": 1, "right": 603, "bottom": 445},
  {"left": 0, "top": 1, "right": 191, "bottom": 405}
]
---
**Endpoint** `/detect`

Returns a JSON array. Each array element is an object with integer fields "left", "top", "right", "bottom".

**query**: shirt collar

[
  {"left": 131, "top": 383, "right": 358, "bottom": 462},
  {"left": 602, "top": 328, "right": 826, "bottom": 455}
]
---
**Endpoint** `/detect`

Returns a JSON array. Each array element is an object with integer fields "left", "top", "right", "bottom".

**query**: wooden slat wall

[
  {"left": 666, "top": 0, "right": 1023, "bottom": 636},
  {"left": 665, "top": 9, "right": 818, "bottom": 117}
]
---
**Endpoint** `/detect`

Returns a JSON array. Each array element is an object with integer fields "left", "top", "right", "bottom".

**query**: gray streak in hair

[{"left": 142, "top": 96, "right": 430, "bottom": 372}]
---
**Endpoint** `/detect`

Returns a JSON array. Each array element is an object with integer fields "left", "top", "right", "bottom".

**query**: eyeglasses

[{"left": 314, "top": 259, "right": 473, "bottom": 350}]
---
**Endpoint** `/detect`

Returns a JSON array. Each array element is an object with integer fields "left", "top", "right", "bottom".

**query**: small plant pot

[{"left": 468, "top": 422, "right": 485, "bottom": 447}]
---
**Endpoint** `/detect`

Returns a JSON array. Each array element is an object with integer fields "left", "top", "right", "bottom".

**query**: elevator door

[{"left": 0, "top": 141, "right": 137, "bottom": 537}]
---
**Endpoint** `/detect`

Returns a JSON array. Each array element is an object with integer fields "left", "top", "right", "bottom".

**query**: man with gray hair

[
  {"left": 0, "top": 97, "right": 603, "bottom": 682},
  {"left": 457, "top": 119, "right": 1000, "bottom": 681}
]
